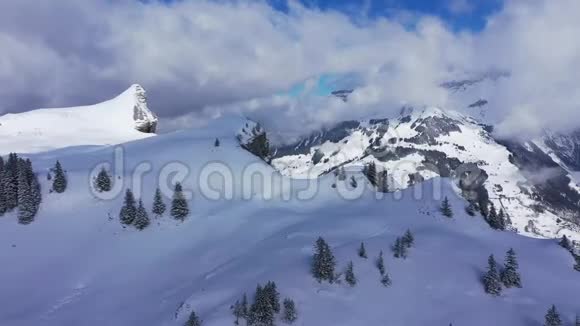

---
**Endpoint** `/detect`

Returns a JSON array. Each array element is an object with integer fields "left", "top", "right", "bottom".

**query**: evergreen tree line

[
  {"left": 464, "top": 198, "right": 511, "bottom": 231},
  {"left": 119, "top": 183, "right": 189, "bottom": 230},
  {"left": 392, "top": 229, "right": 414, "bottom": 259},
  {"left": 0, "top": 153, "right": 43, "bottom": 224},
  {"left": 314, "top": 232, "right": 415, "bottom": 289},
  {"left": 231, "top": 281, "right": 297, "bottom": 325},
  {"left": 482, "top": 248, "right": 522, "bottom": 296}
]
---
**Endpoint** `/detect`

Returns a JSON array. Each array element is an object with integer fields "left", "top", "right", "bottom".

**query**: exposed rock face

[
  {"left": 541, "top": 129, "right": 580, "bottom": 171},
  {"left": 237, "top": 120, "right": 271, "bottom": 163},
  {"left": 131, "top": 84, "right": 158, "bottom": 133}
]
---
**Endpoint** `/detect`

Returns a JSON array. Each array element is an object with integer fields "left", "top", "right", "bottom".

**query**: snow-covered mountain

[
  {"left": 0, "top": 115, "right": 579, "bottom": 326},
  {"left": 271, "top": 107, "right": 580, "bottom": 241},
  {"left": 0, "top": 84, "right": 158, "bottom": 154}
]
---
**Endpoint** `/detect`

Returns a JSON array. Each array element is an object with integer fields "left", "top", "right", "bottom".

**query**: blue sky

[{"left": 268, "top": 0, "right": 504, "bottom": 31}]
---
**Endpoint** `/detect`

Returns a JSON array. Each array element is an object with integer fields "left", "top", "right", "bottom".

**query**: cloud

[{"left": 0, "top": 0, "right": 578, "bottom": 141}]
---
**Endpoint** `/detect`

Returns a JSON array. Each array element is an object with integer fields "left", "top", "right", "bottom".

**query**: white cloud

[{"left": 0, "top": 0, "right": 578, "bottom": 141}]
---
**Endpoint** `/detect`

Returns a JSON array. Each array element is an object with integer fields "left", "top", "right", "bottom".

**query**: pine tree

[
  {"left": 214, "top": 138, "right": 220, "bottom": 147},
  {"left": 248, "top": 284, "right": 274, "bottom": 326},
  {"left": 337, "top": 167, "right": 347, "bottom": 181},
  {"left": 17, "top": 160, "right": 34, "bottom": 224},
  {"left": 282, "top": 298, "right": 297, "bottom": 323},
  {"left": 3, "top": 153, "right": 19, "bottom": 211},
  {"left": 311, "top": 237, "right": 336, "bottom": 283},
  {"left": 402, "top": 229, "right": 414, "bottom": 248},
  {"left": 345, "top": 261, "right": 357, "bottom": 286},
  {"left": 184, "top": 309, "right": 202, "bottom": 326},
  {"left": 30, "top": 173, "right": 41, "bottom": 216},
  {"left": 465, "top": 202, "right": 476, "bottom": 216},
  {"left": 94, "top": 167, "right": 112, "bottom": 192},
  {"left": 134, "top": 199, "right": 150, "bottom": 230},
  {"left": 232, "top": 300, "right": 242, "bottom": 325},
  {"left": 393, "top": 237, "right": 407, "bottom": 259},
  {"left": 544, "top": 305, "right": 562, "bottom": 326},
  {"left": 487, "top": 204, "right": 505, "bottom": 230},
  {"left": 380, "top": 272, "right": 392, "bottom": 287},
  {"left": 440, "top": 196, "right": 453, "bottom": 217},
  {"left": 263, "top": 281, "right": 280, "bottom": 314},
  {"left": 358, "top": 242, "right": 368, "bottom": 259},
  {"left": 119, "top": 189, "right": 137, "bottom": 225},
  {"left": 171, "top": 183, "right": 189, "bottom": 221},
  {"left": 376, "top": 250, "right": 385, "bottom": 275},
  {"left": 152, "top": 187, "right": 166, "bottom": 217},
  {"left": 575, "top": 314, "right": 580, "bottom": 326},
  {"left": 240, "top": 293, "right": 249, "bottom": 320},
  {"left": 500, "top": 248, "right": 522, "bottom": 288},
  {"left": 483, "top": 254, "right": 502, "bottom": 296},
  {"left": 52, "top": 160, "right": 67, "bottom": 193},
  {"left": 497, "top": 209, "right": 507, "bottom": 230},
  {"left": 0, "top": 156, "right": 6, "bottom": 216},
  {"left": 559, "top": 235, "right": 572, "bottom": 252},
  {"left": 364, "top": 162, "right": 377, "bottom": 186}
]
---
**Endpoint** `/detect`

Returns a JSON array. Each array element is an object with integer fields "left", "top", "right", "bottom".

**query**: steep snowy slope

[
  {"left": 0, "top": 118, "right": 579, "bottom": 326},
  {"left": 0, "top": 84, "right": 157, "bottom": 154},
  {"left": 272, "top": 107, "right": 580, "bottom": 241}
]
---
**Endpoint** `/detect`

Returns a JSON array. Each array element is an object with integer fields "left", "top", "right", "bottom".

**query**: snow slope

[
  {"left": 0, "top": 84, "right": 157, "bottom": 154},
  {"left": 0, "top": 117, "right": 578, "bottom": 326}
]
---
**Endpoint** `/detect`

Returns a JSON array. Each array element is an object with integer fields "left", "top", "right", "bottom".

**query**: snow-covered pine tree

[
  {"left": 184, "top": 309, "right": 202, "bottom": 326},
  {"left": 465, "top": 202, "right": 476, "bottom": 216},
  {"left": 402, "top": 229, "right": 414, "bottom": 248},
  {"left": 500, "top": 248, "right": 522, "bottom": 288},
  {"left": 575, "top": 314, "right": 580, "bottom": 326},
  {"left": 240, "top": 293, "right": 249, "bottom": 320},
  {"left": 232, "top": 300, "right": 243, "bottom": 325},
  {"left": 17, "top": 159, "right": 34, "bottom": 224},
  {"left": 358, "top": 242, "right": 368, "bottom": 259},
  {"left": 134, "top": 199, "right": 150, "bottom": 230},
  {"left": 440, "top": 196, "right": 453, "bottom": 218},
  {"left": 52, "top": 160, "right": 67, "bottom": 193},
  {"left": 30, "top": 172, "right": 41, "bottom": 216},
  {"left": 171, "top": 183, "right": 189, "bottom": 221},
  {"left": 0, "top": 156, "right": 6, "bottom": 216},
  {"left": 94, "top": 167, "right": 112, "bottom": 192},
  {"left": 119, "top": 189, "right": 137, "bottom": 225},
  {"left": 263, "top": 281, "right": 280, "bottom": 314},
  {"left": 282, "top": 298, "right": 297, "bottom": 323},
  {"left": 376, "top": 250, "right": 385, "bottom": 275},
  {"left": 483, "top": 254, "right": 502, "bottom": 296},
  {"left": 381, "top": 272, "right": 392, "bottom": 287},
  {"left": 559, "top": 235, "right": 572, "bottom": 252},
  {"left": 214, "top": 138, "right": 220, "bottom": 147},
  {"left": 311, "top": 237, "right": 336, "bottom": 283},
  {"left": 152, "top": 187, "right": 166, "bottom": 217},
  {"left": 497, "top": 209, "right": 507, "bottom": 230},
  {"left": 544, "top": 305, "right": 562, "bottom": 326},
  {"left": 345, "top": 261, "right": 357, "bottom": 286},
  {"left": 248, "top": 284, "right": 274, "bottom": 326},
  {"left": 487, "top": 203, "right": 504, "bottom": 230},
  {"left": 3, "top": 153, "right": 19, "bottom": 211},
  {"left": 393, "top": 237, "right": 407, "bottom": 259}
]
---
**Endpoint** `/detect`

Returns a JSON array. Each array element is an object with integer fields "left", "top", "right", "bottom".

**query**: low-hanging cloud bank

[{"left": 0, "top": 0, "right": 579, "bottom": 141}]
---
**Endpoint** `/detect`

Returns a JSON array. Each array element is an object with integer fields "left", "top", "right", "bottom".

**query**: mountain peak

[{"left": 0, "top": 84, "right": 157, "bottom": 154}]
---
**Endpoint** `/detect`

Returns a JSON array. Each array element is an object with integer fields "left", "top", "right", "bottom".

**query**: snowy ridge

[
  {"left": 0, "top": 84, "right": 158, "bottom": 154},
  {"left": 272, "top": 107, "right": 580, "bottom": 241}
]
